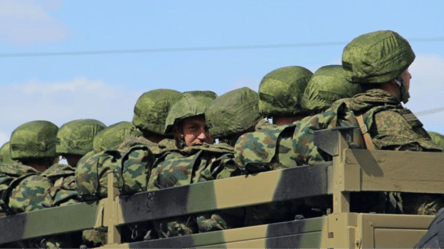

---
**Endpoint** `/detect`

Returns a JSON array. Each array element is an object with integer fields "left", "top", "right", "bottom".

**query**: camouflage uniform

[
  {"left": 236, "top": 31, "right": 443, "bottom": 215},
  {"left": 235, "top": 65, "right": 366, "bottom": 222},
  {"left": 340, "top": 30, "right": 444, "bottom": 215},
  {"left": 1, "top": 121, "right": 78, "bottom": 248},
  {"left": 77, "top": 89, "right": 182, "bottom": 246},
  {"left": 147, "top": 93, "right": 219, "bottom": 237}
]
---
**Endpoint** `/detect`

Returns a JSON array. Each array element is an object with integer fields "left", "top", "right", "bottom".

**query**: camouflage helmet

[
  {"left": 56, "top": 119, "right": 106, "bottom": 156},
  {"left": 342, "top": 30, "right": 415, "bottom": 84},
  {"left": 10, "top": 120, "right": 58, "bottom": 160},
  {"left": 428, "top": 131, "right": 444, "bottom": 150},
  {"left": 258, "top": 66, "right": 313, "bottom": 118},
  {"left": 132, "top": 89, "right": 182, "bottom": 135},
  {"left": 302, "top": 65, "right": 362, "bottom": 112},
  {"left": 207, "top": 87, "right": 261, "bottom": 138},
  {"left": 0, "top": 142, "right": 13, "bottom": 163},
  {"left": 164, "top": 93, "right": 215, "bottom": 133},
  {"left": 93, "top": 121, "right": 136, "bottom": 151},
  {"left": 183, "top": 90, "right": 217, "bottom": 100}
]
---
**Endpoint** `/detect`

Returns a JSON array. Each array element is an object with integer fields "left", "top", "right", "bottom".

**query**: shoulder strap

[{"left": 356, "top": 114, "right": 376, "bottom": 150}]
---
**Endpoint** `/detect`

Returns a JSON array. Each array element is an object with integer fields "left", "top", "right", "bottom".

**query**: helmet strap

[
  {"left": 393, "top": 77, "right": 410, "bottom": 104},
  {"left": 178, "top": 134, "right": 185, "bottom": 149}
]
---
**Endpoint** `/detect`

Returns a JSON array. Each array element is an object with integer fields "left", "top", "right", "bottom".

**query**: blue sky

[{"left": 1, "top": 0, "right": 444, "bottom": 144}]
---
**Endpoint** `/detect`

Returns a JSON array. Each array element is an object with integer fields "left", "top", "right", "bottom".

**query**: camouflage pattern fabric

[
  {"left": 258, "top": 66, "right": 313, "bottom": 117},
  {"left": 3, "top": 163, "right": 78, "bottom": 214},
  {"left": 78, "top": 136, "right": 177, "bottom": 246},
  {"left": 0, "top": 142, "right": 14, "bottom": 164},
  {"left": 56, "top": 119, "right": 106, "bottom": 156},
  {"left": 10, "top": 120, "right": 58, "bottom": 160},
  {"left": 76, "top": 144, "right": 155, "bottom": 199},
  {"left": 342, "top": 30, "right": 415, "bottom": 84},
  {"left": 132, "top": 89, "right": 182, "bottom": 135},
  {"left": 93, "top": 121, "right": 140, "bottom": 151},
  {"left": 164, "top": 93, "right": 215, "bottom": 133},
  {"left": 236, "top": 88, "right": 441, "bottom": 215},
  {"left": 148, "top": 143, "right": 243, "bottom": 237},
  {"left": 301, "top": 65, "right": 362, "bottom": 112},
  {"left": 207, "top": 87, "right": 261, "bottom": 139},
  {"left": 0, "top": 162, "right": 39, "bottom": 213}
]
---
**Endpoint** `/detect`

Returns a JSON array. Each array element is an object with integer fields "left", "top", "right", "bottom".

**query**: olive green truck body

[{"left": 0, "top": 128, "right": 440, "bottom": 248}]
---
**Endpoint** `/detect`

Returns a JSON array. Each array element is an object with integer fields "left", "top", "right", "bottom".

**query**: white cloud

[
  {"left": 0, "top": 78, "right": 143, "bottom": 144},
  {"left": 406, "top": 54, "right": 444, "bottom": 134},
  {"left": 0, "top": 0, "right": 68, "bottom": 45}
]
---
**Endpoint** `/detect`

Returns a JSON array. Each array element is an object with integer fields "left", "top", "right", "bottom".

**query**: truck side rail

[{"left": 0, "top": 162, "right": 331, "bottom": 244}]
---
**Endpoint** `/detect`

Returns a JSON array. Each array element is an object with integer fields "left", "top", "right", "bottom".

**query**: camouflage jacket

[
  {"left": 147, "top": 143, "right": 236, "bottom": 191},
  {"left": 3, "top": 163, "right": 78, "bottom": 214},
  {"left": 75, "top": 137, "right": 176, "bottom": 200},
  {"left": 235, "top": 89, "right": 440, "bottom": 173}
]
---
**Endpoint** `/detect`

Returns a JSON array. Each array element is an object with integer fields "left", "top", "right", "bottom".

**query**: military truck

[{"left": 0, "top": 128, "right": 440, "bottom": 248}]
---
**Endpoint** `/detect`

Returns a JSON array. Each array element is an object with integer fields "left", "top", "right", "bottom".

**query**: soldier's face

[{"left": 181, "top": 116, "right": 213, "bottom": 147}]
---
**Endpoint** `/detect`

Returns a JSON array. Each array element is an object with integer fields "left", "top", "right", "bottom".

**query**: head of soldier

[
  {"left": 165, "top": 92, "right": 216, "bottom": 148},
  {"left": 301, "top": 65, "right": 363, "bottom": 113},
  {"left": 132, "top": 89, "right": 182, "bottom": 143},
  {"left": 207, "top": 87, "right": 262, "bottom": 146},
  {"left": 10, "top": 120, "right": 59, "bottom": 172},
  {"left": 0, "top": 141, "right": 14, "bottom": 164},
  {"left": 258, "top": 66, "right": 313, "bottom": 125},
  {"left": 342, "top": 30, "right": 415, "bottom": 104},
  {"left": 56, "top": 119, "right": 106, "bottom": 167},
  {"left": 93, "top": 121, "right": 135, "bottom": 151}
]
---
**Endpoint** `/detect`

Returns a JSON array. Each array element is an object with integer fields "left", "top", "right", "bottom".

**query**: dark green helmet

[
  {"left": 56, "top": 119, "right": 106, "bottom": 156},
  {"left": 302, "top": 65, "right": 362, "bottom": 112},
  {"left": 183, "top": 90, "right": 217, "bottom": 100},
  {"left": 10, "top": 120, "right": 58, "bottom": 160},
  {"left": 132, "top": 89, "right": 182, "bottom": 135},
  {"left": 342, "top": 30, "right": 415, "bottom": 84},
  {"left": 258, "top": 66, "right": 313, "bottom": 118},
  {"left": 0, "top": 142, "right": 13, "bottom": 163},
  {"left": 93, "top": 121, "right": 136, "bottom": 151},
  {"left": 207, "top": 87, "right": 261, "bottom": 138},
  {"left": 164, "top": 93, "right": 215, "bottom": 133},
  {"left": 428, "top": 131, "right": 444, "bottom": 150}
]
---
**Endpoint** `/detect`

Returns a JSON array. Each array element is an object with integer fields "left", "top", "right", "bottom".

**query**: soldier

[
  {"left": 131, "top": 89, "right": 182, "bottom": 144},
  {"left": 235, "top": 64, "right": 362, "bottom": 171},
  {"left": 9, "top": 120, "right": 59, "bottom": 173},
  {"left": 148, "top": 93, "right": 219, "bottom": 237},
  {"left": 338, "top": 30, "right": 443, "bottom": 214},
  {"left": 258, "top": 66, "right": 313, "bottom": 125},
  {"left": 2, "top": 121, "right": 82, "bottom": 247},
  {"left": 290, "top": 30, "right": 442, "bottom": 214},
  {"left": 164, "top": 92, "right": 215, "bottom": 148},
  {"left": 56, "top": 119, "right": 106, "bottom": 167},
  {"left": 77, "top": 90, "right": 201, "bottom": 246},
  {"left": 235, "top": 65, "right": 363, "bottom": 224}
]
